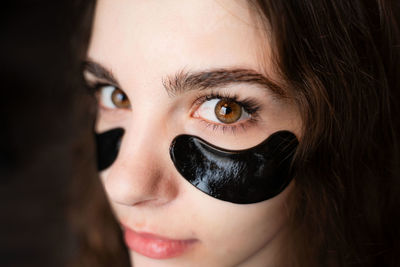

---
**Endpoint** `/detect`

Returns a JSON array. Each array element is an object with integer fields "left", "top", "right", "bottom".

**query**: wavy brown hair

[
  {"left": 1, "top": 1, "right": 130, "bottom": 267},
  {"left": 249, "top": 0, "right": 400, "bottom": 266}
]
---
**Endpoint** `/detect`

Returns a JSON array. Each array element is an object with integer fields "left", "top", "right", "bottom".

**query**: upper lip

[{"left": 122, "top": 223, "right": 197, "bottom": 242}]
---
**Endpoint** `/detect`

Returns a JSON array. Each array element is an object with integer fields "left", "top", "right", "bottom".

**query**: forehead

[{"left": 88, "top": 0, "right": 268, "bottom": 87}]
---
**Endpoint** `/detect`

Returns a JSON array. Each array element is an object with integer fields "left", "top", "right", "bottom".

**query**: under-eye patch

[
  {"left": 96, "top": 128, "right": 124, "bottom": 171},
  {"left": 95, "top": 128, "right": 298, "bottom": 204},
  {"left": 169, "top": 131, "right": 298, "bottom": 204}
]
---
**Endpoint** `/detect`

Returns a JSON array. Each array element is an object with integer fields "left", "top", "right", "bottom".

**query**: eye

[
  {"left": 97, "top": 85, "right": 131, "bottom": 109},
  {"left": 194, "top": 98, "right": 250, "bottom": 124}
]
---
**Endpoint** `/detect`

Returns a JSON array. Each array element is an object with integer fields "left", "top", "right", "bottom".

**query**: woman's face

[{"left": 87, "top": 0, "right": 300, "bottom": 266}]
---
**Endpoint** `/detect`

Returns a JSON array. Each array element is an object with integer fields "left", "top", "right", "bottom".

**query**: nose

[{"left": 102, "top": 125, "right": 179, "bottom": 207}]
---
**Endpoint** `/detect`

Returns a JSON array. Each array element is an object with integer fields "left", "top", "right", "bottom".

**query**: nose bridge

[{"left": 103, "top": 108, "right": 178, "bottom": 207}]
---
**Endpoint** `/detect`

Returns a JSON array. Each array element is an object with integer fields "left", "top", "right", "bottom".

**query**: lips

[{"left": 123, "top": 226, "right": 197, "bottom": 259}]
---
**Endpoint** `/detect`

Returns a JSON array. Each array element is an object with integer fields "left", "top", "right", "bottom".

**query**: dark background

[{"left": 0, "top": 1, "right": 130, "bottom": 267}]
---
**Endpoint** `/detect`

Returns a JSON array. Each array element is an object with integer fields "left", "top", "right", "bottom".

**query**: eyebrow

[
  {"left": 84, "top": 60, "right": 285, "bottom": 97},
  {"left": 83, "top": 60, "right": 120, "bottom": 87},
  {"left": 163, "top": 68, "right": 285, "bottom": 97}
]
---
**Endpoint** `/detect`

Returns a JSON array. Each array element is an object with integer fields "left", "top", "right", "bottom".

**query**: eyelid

[
  {"left": 90, "top": 81, "right": 120, "bottom": 91},
  {"left": 198, "top": 118, "right": 259, "bottom": 135},
  {"left": 83, "top": 71, "right": 119, "bottom": 92},
  {"left": 192, "top": 91, "right": 261, "bottom": 115}
]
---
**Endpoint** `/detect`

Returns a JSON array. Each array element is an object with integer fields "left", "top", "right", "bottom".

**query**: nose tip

[{"left": 103, "top": 146, "right": 179, "bottom": 207}]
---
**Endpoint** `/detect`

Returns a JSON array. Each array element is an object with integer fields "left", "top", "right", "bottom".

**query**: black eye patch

[
  {"left": 95, "top": 128, "right": 298, "bottom": 204},
  {"left": 169, "top": 131, "right": 298, "bottom": 204},
  {"left": 96, "top": 128, "right": 124, "bottom": 171}
]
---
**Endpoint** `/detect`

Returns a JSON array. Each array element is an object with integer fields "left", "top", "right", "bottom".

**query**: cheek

[{"left": 190, "top": 181, "right": 293, "bottom": 261}]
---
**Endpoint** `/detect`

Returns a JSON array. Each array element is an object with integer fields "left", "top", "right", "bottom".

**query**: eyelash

[
  {"left": 85, "top": 81, "right": 105, "bottom": 93},
  {"left": 193, "top": 91, "right": 261, "bottom": 134}
]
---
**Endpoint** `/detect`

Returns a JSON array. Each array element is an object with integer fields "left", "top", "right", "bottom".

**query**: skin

[{"left": 87, "top": 0, "right": 301, "bottom": 266}]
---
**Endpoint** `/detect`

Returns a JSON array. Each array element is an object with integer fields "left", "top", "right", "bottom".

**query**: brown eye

[
  {"left": 98, "top": 85, "right": 131, "bottom": 109},
  {"left": 214, "top": 99, "right": 242, "bottom": 124},
  {"left": 111, "top": 88, "right": 130, "bottom": 108}
]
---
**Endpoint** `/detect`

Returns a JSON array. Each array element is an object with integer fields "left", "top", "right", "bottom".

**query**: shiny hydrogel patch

[
  {"left": 96, "top": 128, "right": 124, "bottom": 171},
  {"left": 169, "top": 131, "right": 298, "bottom": 204}
]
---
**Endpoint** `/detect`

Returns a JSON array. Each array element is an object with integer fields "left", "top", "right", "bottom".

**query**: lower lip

[{"left": 123, "top": 227, "right": 197, "bottom": 259}]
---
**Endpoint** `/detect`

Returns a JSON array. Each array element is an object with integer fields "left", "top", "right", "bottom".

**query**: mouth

[{"left": 122, "top": 225, "right": 198, "bottom": 259}]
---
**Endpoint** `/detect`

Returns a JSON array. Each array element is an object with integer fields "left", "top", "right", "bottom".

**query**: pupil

[
  {"left": 115, "top": 93, "right": 126, "bottom": 102},
  {"left": 220, "top": 104, "right": 232, "bottom": 116}
]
